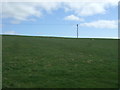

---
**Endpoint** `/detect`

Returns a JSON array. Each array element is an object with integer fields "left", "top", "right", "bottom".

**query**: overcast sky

[{"left": 1, "top": 0, "right": 119, "bottom": 38}]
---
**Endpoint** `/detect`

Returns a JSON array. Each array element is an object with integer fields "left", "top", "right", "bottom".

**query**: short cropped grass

[{"left": 2, "top": 35, "right": 118, "bottom": 88}]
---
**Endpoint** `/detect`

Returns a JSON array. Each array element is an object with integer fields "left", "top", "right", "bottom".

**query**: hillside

[{"left": 2, "top": 35, "right": 118, "bottom": 88}]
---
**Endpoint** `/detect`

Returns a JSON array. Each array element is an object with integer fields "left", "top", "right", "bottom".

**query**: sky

[{"left": 1, "top": 0, "right": 119, "bottom": 38}]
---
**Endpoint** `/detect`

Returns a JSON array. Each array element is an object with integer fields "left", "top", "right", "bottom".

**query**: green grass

[{"left": 2, "top": 35, "right": 118, "bottom": 88}]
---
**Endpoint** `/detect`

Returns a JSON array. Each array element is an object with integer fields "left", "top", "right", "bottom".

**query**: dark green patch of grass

[{"left": 2, "top": 35, "right": 118, "bottom": 88}]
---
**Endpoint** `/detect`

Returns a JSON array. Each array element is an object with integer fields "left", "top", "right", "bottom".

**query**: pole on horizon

[{"left": 77, "top": 24, "right": 78, "bottom": 38}]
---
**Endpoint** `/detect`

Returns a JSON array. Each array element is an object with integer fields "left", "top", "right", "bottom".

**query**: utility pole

[{"left": 77, "top": 24, "right": 78, "bottom": 38}]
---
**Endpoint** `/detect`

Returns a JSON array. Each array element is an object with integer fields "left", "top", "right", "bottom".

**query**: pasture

[{"left": 2, "top": 35, "right": 118, "bottom": 88}]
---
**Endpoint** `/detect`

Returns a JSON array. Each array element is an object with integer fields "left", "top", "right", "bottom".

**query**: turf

[{"left": 2, "top": 35, "right": 118, "bottom": 88}]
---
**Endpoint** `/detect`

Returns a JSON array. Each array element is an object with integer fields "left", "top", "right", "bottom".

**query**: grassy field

[{"left": 2, "top": 35, "right": 118, "bottom": 88}]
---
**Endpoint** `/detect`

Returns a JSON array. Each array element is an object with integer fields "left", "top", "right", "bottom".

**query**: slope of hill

[{"left": 2, "top": 35, "right": 118, "bottom": 88}]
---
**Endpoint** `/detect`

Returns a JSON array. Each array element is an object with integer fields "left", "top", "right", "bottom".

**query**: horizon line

[{"left": 1, "top": 34, "right": 119, "bottom": 39}]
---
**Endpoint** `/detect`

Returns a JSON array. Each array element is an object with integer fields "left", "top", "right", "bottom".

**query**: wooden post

[{"left": 77, "top": 24, "right": 78, "bottom": 38}]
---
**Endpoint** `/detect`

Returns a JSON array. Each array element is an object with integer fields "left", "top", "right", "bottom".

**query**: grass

[{"left": 2, "top": 35, "right": 118, "bottom": 88}]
